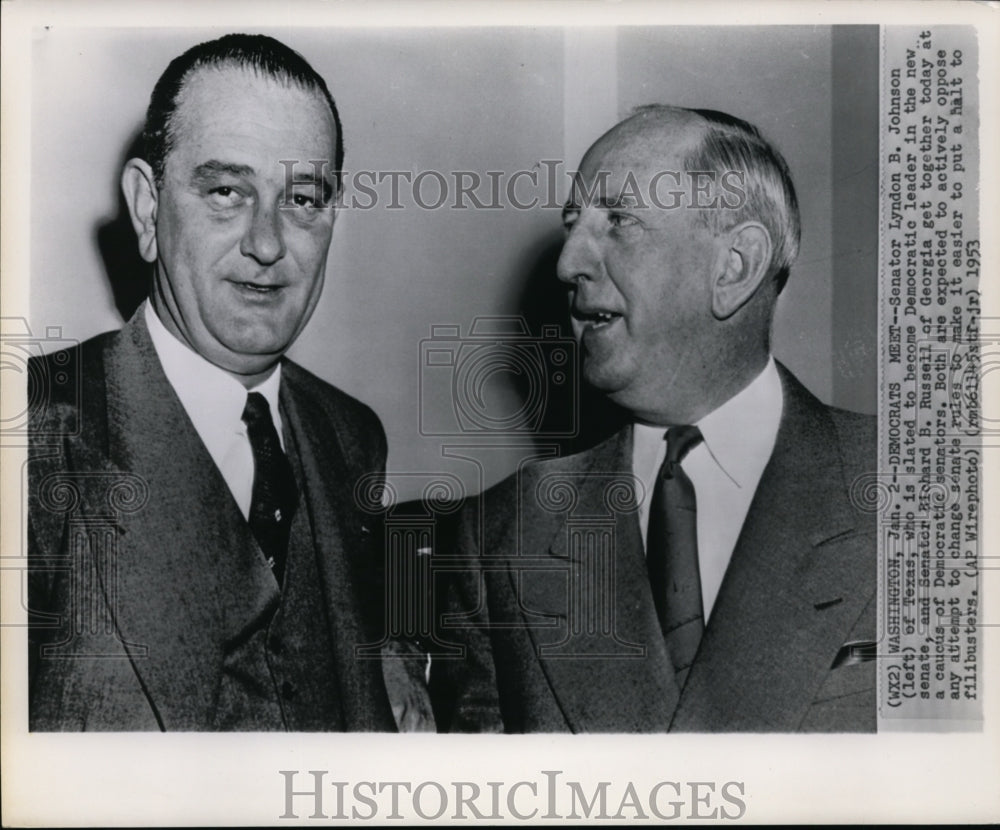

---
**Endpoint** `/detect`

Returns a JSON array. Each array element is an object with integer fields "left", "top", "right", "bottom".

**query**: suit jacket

[
  {"left": 27, "top": 309, "right": 397, "bottom": 731},
  {"left": 432, "top": 365, "right": 877, "bottom": 732}
]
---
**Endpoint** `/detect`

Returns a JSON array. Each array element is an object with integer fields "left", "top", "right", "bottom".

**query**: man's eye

[
  {"left": 608, "top": 212, "right": 638, "bottom": 228},
  {"left": 561, "top": 209, "right": 580, "bottom": 231},
  {"left": 285, "top": 186, "right": 333, "bottom": 212},
  {"left": 206, "top": 186, "right": 244, "bottom": 207}
]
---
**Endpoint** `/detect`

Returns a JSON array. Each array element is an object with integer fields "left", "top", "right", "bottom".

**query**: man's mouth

[
  {"left": 573, "top": 307, "right": 623, "bottom": 331},
  {"left": 232, "top": 280, "right": 284, "bottom": 295}
]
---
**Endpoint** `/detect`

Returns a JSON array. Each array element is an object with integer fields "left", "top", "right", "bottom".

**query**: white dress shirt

[
  {"left": 145, "top": 302, "right": 283, "bottom": 519},
  {"left": 632, "top": 357, "right": 783, "bottom": 620}
]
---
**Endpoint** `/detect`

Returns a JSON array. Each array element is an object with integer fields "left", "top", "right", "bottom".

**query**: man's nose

[
  {"left": 556, "top": 219, "right": 600, "bottom": 286},
  {"left": 240, "top": 201, "right": 286, "bottom": 265}
]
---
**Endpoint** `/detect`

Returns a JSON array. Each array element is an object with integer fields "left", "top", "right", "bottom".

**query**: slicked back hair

[
  {"left": 632, "top": 104, "right": 801, "bottom": 293},
  {"left": 141, "top": 33, "right": 344, "bottom": 191}
]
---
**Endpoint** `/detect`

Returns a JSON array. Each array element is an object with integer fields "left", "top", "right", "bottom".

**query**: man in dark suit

[
  {"left": 28, "top": 34, "right": 396, "bottom": 731},
  {"left": 433, "top": 106, "right": 877, "bottom": 733}
]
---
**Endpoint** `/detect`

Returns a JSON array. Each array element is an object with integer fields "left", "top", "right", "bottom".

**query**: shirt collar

[
  {"left": 695, "top": 357, "right": 782, "bottom": 488},
  {"left": 144, "top": 301, "right": 283, "bottom": 437},
  {"left": 632, "top": 357, "right": 783, "bottom": 489}
]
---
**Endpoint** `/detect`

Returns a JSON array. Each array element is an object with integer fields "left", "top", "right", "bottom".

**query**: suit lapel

[
  {"left": 98, "top": 311, "right": 279, "bottom": 729},
  {"left": 514, "top": 428, "right": 680, "bottom": 732},
  {"left": 670, "top": 367, "right": 874, "bottom": 731},
  {"left": 280, "top": 366, "right": 395, "bottom": 731}
]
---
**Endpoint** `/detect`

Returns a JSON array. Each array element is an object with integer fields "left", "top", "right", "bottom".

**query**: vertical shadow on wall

[
  {"left": 95, "top": 129, "right": 152, "bottom": 323},
  {"left": 831, "top": 25, "right": 879, "bottom": 415},
  {"left": 514, "top": 230, "right": 628, "bottom": 456}
]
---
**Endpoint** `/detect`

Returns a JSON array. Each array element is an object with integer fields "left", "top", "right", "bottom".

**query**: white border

[{"left": 2, "top": 1, "right": 998, "bottom": 825}]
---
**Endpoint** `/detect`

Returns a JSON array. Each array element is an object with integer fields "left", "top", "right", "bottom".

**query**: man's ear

[
  {"left": 121, "top": 159, "right": 159, "bottom": 264},
  {"left": 711, "top": 222, "right": 773, "bottom": 319}
]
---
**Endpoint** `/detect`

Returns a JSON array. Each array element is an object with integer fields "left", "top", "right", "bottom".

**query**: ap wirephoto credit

[{"left": 1, "top": 2, "right": 997, "bottom": 826}]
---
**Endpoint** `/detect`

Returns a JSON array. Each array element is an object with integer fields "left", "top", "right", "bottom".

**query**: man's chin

[
  {"left": 206, "top": 337, "right": 290, "bottom": 379},
  {"left": 217, "top": 325, "right": 295, "bottom": 359},
  {"left": 582, "top": 362, "right": 630, "bottom": 396}
]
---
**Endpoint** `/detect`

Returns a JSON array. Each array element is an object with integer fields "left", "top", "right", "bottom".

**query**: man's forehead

[
  {"left": 163, "top": 63, "right": 338, "bottom": 183},
  {"left": 575, "top": 113, "right": 703, "bottom": 183},
  {"left": 171, "top": 63, "right": 336, "bottom": 141}
]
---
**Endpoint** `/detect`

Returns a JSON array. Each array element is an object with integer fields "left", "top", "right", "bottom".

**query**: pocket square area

[{"left": 830, "top": 640, "right": 877, "bottom": 669}]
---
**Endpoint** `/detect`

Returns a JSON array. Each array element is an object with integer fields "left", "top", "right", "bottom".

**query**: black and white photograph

[{"left": 1, "top": 0, "right": 997, "bottom": 825}]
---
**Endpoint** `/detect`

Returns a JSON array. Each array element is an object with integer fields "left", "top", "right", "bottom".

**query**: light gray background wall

[{"left": 30, "top": 26, "right": 878, "bottom": 500}]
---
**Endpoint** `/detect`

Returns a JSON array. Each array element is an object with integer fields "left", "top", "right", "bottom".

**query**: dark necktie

[
  {"left": 646, "top": 425, "right": 704, "bottom": 689},
  {"left": 241, "top": 392, "right": 298, "bottom": 586}
]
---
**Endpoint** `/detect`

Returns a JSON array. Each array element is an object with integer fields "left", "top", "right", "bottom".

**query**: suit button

[{"left": 281, "top": 681, "right": 296, "bottom": 701}]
